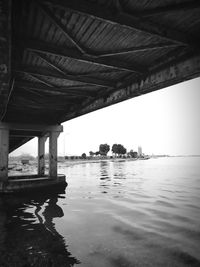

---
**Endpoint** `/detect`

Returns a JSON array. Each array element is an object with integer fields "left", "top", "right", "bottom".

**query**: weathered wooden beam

[
  {"left": 60, "top": 54, "right": 200, "bottom": 122},
  {"left": 16, "top": 97, "right": 79, "bottom": 107},
  {"left": 9, "top": 137, "right": 32, "bottom": 153},
  {"left": 34, "top": 0, "right": 151, "bottom": 72},
  {"left": 15, "top": 80, "right": 96, "bottom": 90},
  {"left": 14, "top": 81, "right": 98, "bottom": 97},
  {"left": 0, "top": 127, "right": 9, "bottom": 181},
  {"left": 96, "top": 43, "right": 179, "bottom": 57},
  {"left": 0, "top": 122, "right": 63, "bottom": 132},
  {"left": 11, "top": 94, "right": 78, "bottom": 107},
  {"left": 5, "top": 111, "right": 57, "bottom": 125},
  {"left": 110, "top": 46, "right": 191, "bottom": 89},
  {"left": 15, "top": 84, "right": 92, "bottom": 98},
  {"left": 22, "top": 39, "right": 145, "bottom": 73},
  {"left": 0, "top": 78, "right": 15, "bottom": 121},
  {"left": 35, "top": 1, "right": 85, "bottom": 54},
  {"left": 9, "top": 103, "right": 68, "bottom": 111},
  {"left": 139, "top": 1, "right": 200, "bottom": 17},
  {"left": 10, "top": 133, "right": 38, "bottom": 137},
  {"left": 42, "top": 0, "right": 192, "bottom": 46},
  {"left": 25, "top": 72, "right": 54, "bottom": 88},
  {"left": 29, "top": 50, "right": 114, "bottom": 88},
  {"left": 0, "top": 0, "right": 12, "bottom": 119},
  {"left": 16, "top": 85, "right": 96, "bottom": 98},
  {"left": 14, "top": 67, "right": 112, "bottom": 88}
]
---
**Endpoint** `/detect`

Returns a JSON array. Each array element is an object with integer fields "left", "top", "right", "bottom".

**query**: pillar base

[{"left": 0, "top": 174, "right": 67, "bottom": 194}]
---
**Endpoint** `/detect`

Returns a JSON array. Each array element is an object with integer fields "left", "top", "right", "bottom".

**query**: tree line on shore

[
  {"left": 9, "top": 144, "right": 140, "bottom": 161},
  {"left": 65, "top": 143, "right": 139, "bottom": 160}
]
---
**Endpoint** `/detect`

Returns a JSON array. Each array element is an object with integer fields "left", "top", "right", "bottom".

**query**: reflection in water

[
  {"left": 1, "top": 158, "right": 200, "bottom": 267},
  {"left": 112, "top": 160, "right": 127, "bottom": 180},
  {"left": 99, "top": 161, "right": 111, "bottom": 194},
  {"left": 98, "top": 160, "right": 137, "bottom": 195},
  {"left": 99, "top": 161, "right": 110, "bottom": 180},
  {"left": 61, "top": 157, "right": 200, "bottom": 266},
  {"left": 0, "top": 192, "right": 79, "bottom": 267}
]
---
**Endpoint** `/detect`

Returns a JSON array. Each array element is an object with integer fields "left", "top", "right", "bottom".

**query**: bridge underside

[{"left": 0, "top": 0, "right": 200, "bottom": 154}]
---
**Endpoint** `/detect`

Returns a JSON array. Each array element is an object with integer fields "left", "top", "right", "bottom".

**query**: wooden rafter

[
  {"left": 41, "top": 0, "right": 193, "bottom": 46},
  {"left": 10, "top": 94, "right": 79, "bottom": 108},
  {"left": 35, "top": 1, "right": 85, "bottom": 54},
  {"left": 60, "top": 53, "right": 200, "bottom": 122},
  {"left": 28, "top": 50, "right": 114, "bottom": 88},
  {"left": 15, "top": 81, "right": 98, "bottom": 98},
  {"left": 15, "top": 81, "right": 98, "bottom": 92},
  {"left": 117, "top": 46, "right": 190, "bottom": 90},
  {"left": 0, "top": 0, "right": 12, "bottom": 120},
  {"left": 0, "top": 78, "right": 15, "bottom": 121},
  {"left": 28, "top": 2, "right": 147, "bottom": 74},
  {"left": 32, "top": 1, "right": 182, "bottom": 57},
  {"left": 14, "top": 67, "right": 110, "bottom": 89},
  {"left": 21, "top": 40, "right": 146, "bottom": 74},
  {"left": 139, "top": 1, "right": 200, "bottom": 17},
  {"left": 9, "top": 102, "right": 67, "bottom": 111},
  {"left": 96, "top": 43, "right": 179, "bottom": 57},
  {"left": 25, "top": 72, "right": 54, "bottom": 88},
  {"left": 17, "top": 86, "right": 81, "bottom": 98},
  {"left": 9, "top": 137, "right": 32, "bottom": 153}
]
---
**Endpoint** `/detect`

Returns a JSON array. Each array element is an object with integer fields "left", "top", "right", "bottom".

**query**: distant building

[{"left": 138, "top": 146, "right": 142, "bottom": 157}]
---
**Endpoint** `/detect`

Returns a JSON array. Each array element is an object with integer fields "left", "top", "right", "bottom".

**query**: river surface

[{"left": 0, "top": 157, "right": 200, "bottom": 267}]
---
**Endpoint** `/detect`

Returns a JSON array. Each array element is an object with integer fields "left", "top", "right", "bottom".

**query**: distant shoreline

[
  {"left": 58, "top": 157, "right": 150, "bottom": 167},
  {"left": 8, "top": 155, "right": 200, "bottom": 175}
]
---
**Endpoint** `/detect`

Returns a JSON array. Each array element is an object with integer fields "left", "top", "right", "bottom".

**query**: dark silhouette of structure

[
  {"left": 0, "top": 192, "right": 80, "bottom": 266},
  {"left": 0, "top": 0, "right": 200, "bottom": 189}
]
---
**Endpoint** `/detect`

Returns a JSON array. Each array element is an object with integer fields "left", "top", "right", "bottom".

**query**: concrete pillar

[
  {"left": 49, "top": 131, "right": 60, "bottom": 179},
  {"left": 38, "top": 136, "right": 47, "bottom": 176},
  {"left": 0, "top": 127, "right": 9, "bottom": 181}
]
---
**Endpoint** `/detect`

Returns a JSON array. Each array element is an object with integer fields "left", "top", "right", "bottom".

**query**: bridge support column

[
  {"left": 49, "top": 131, "right": 60, "bottom": 179},
  {"left": 38, "top": 136, "right": 47, "bottom": 176},
  {"left": 0, "top": 126, "right": 9, "bottom": 181},
  {"left": 0, "top": 123, "right": 66, "bottom": 193}
]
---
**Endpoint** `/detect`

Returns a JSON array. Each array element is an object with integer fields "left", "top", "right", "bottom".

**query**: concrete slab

[{"left": 0, "top": 174, "right": 67, "bottom": 193}]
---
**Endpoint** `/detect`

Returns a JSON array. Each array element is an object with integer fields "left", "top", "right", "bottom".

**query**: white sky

[{"left": 10, "top": 77, "right": 200, "bottom": 157}]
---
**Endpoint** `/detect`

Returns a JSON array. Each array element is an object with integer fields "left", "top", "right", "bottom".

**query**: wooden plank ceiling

[{"left": 0, "top": 0, "right": 200, "bottom": 152}]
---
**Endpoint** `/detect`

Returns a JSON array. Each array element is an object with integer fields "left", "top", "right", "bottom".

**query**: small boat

[
  {"left": 138, "top": 156, "right": 150, "bottom": 160},
  {"left": 15, "top": 167, "right": 23, "bottom": 171},
  {"left": 21, "top": 159, "right": 29, "bottom": 165}
]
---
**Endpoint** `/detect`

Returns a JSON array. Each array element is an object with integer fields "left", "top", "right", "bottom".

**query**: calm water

[{"left": 0, "top": 157, "right": 200, "bottom": 267}]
